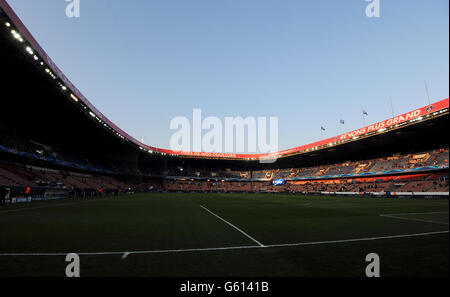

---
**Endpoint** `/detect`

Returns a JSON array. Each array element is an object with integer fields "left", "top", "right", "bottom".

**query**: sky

[{"left": 6, "top": 0, "right": 449, "bottom": 153}]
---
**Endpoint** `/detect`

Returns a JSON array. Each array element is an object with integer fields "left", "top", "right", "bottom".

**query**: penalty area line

[
  {"left": 0, "top": 230, "right": 447, "bottom": 258},
  {"left": 266, "top": 230, "right": 449, "bottom": 248},
  {"left": 199, "top": 205, "right": 265, "bottom": 247},
  {"left": 379, "top": 214, "right": 449, "bottom": 225},
  {"left": 379, "top": 211, "right": 448, "bottom": 216}
]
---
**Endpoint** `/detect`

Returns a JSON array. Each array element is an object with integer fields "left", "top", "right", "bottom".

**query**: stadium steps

[
  {"left": 0, "top": 164, "right": 33, "bottom": 182},
  {"left": 363, "top": 161, "right": 376, "bottom": 172},
  {"left": 0, "top": 167, "right": 32, "bottom": 186},
  {"left": 385, "top": 183, "right": 398, "bottom": 192},
  {"left": 0, "top": 173, "right": 19, "bottom": 186}
]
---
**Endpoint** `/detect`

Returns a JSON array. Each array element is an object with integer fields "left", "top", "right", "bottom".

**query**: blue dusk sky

[{"left": 6, "top": 0, "right": 449, "bottom": 152}]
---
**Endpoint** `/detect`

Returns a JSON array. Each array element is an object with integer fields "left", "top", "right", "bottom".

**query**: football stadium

[{"left": 0, "top": 0, "right": 449, "bottom": 280}]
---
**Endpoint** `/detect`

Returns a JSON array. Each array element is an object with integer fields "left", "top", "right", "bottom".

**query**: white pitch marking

[
  {"left": 0, "top": 199, "right": 104, "bottom": 214},
  {"left": 0, "top": 230, "right": 447, "bottom": 257},
  {"left": 200, "top": 205, "right": 265, "bottom": 247},
  {"left": 267, "top": 230, "right": 449, "bottom": 248},
  {"left": 380, "top": 211, "right": 448, "bottom": 216},
  {"left": 0, "top": 245, "right": 260, "bottom": 257},
  {"left": 380, "top": 214, "right": 449, "bottom": 225},
  {"left": 0, "top": 203, "right": 82, "bottom": 214}
]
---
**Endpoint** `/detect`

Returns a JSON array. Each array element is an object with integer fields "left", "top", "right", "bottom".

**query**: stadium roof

[{"left": 0, "top": 0, "right": 448, "bottom": 169}]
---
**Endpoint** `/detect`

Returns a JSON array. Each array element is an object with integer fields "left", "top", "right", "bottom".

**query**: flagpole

[
  {"left": 424, "top": 80, "right": 431, "bottom": 106},
  {"left": 390, "top": 97, "right": 395, "bottom": 117}
]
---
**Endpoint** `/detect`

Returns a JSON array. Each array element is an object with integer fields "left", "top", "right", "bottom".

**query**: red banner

[{"left": 153, "top": 98, "right": 448, "bottom": 159}]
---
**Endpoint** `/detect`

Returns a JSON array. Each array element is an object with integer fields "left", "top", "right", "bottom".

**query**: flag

[
  {"left": 363, "top": 110, "right": 368, "bottom": 116},
  {"left": 340, "top": 119, "right": 345, "bottom": 125},
  {"left": 321, "top": 126, "right": 326, "bottom": 131}
]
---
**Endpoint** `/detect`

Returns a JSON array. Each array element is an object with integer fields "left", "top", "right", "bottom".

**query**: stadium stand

[
  {"left": 162, "top": 149, "right": 448, "bottom": 180},
  {"left": 1, "top": 147, "right": 448, "bottom": 198},
  {"left": 0, "top": 3, "right": 448, "bottom": 203}
]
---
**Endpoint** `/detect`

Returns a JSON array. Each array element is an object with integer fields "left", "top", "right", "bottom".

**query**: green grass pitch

[{"left": 0, "top": 193, "right": 448, "bottom": 277}]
